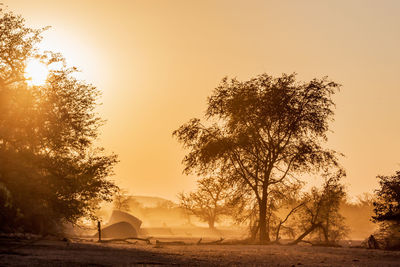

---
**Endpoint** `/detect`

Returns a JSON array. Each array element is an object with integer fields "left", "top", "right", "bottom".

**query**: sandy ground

[{"left": 1, "top": 238, "right": 400, "bottom": 266}]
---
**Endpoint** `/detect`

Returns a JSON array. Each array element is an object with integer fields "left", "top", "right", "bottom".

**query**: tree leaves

[
  {"left": 0, "top": 8, "right": 118, "bottom": 233},
  {"left": 373, "top": 171, "right": 400, "bottom": 223},
  {"left": 174, "top": 73, "right": 343, "bottom": 241}
]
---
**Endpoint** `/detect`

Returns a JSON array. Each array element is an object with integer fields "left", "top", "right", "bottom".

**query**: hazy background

[{"left": 4, "top": 0, "right": 400, "bottom": 201}]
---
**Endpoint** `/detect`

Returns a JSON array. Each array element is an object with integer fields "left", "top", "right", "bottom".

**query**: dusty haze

[{"left": 4, "top": 0, "right": 400, "bottom": 201}]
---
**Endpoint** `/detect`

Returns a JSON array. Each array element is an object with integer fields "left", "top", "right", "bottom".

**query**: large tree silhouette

[
  {"left": 174, "top": 73, "right": 342, "bottom": 242},
  {"left": 0, "top": 8, "right": 118, "bottom": 233}
]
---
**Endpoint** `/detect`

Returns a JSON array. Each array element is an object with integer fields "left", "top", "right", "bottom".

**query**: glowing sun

[{"left": 25, "top": 59, "right": 49, "bottom": 86}]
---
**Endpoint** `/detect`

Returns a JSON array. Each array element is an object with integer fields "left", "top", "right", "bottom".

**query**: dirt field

[{"left": 1, "top": 238, "right": 400, "bottom": 266}]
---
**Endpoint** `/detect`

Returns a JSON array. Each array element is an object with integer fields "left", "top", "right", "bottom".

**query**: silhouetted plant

[
  {"left": 0, "top": 8, "right": 118, "bottom": 234},
  {"left": 373, "top": 171, "right": 400, "bottom": 223},
  {"left": 371, "top": 171, "right": 400, "bottom": 249},
  {"left": 178, "top": 176, "right": 234, "bottom": 229},
  {"left": 113, "top": 189, "right": 132, "bottom": 212},
  {"left": 174, "top": 73, "right": 343, "bottom": 242},
  {"left": 289, "top": 172, "right": 348, "bottom": 245}
]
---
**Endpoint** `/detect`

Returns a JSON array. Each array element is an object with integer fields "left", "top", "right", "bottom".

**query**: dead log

[
  {"left": 299, "top": 240, "right": 313, "bottom": 245},
  {"left": 101, "top": 237, "right": 151, "bottom": 244},
  {"left": 155, "top": 240, "right": 186, "bottom": 245},
  {"left": 197, "top": 237, "right": 224, "bottom": 245}
]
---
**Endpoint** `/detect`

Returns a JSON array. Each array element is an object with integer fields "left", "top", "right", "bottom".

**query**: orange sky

[{"left": 4, "top": 0, "right": 400, "bottom": 201}]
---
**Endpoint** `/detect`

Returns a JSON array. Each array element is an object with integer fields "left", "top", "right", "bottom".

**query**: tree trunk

[
  {"left": 322, "top": 225, "right": 329, "bottom": 243},
  {"left": 208, "top": 219, "right": 215, "bottom": 230},
  {"left": 259, "top": 198, "right": 270, "bottom": 243},
  {"left": 275, "top": 221, "right": 282, "bottom": 242},
  {"left": 266, "top": 210, "right": 272, "bottom": 241},
  {"left": 275, "top": 202, "right": 305, "bottom": 242},
  {"left": 250, "top": 222, "right": 259, "bottom": 241},
  {"left": 289, "top": 223, "right": 321, "bottom": 245}
]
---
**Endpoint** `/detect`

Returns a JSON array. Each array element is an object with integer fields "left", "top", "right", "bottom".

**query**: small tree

[
  {"left": 113, "top": 189, "right": 131, "bottom": 212},
  {"left": 372, "top": 171, "right": 400, "bottom": 249},
  {"left": 178, "top": 176, "right": 233, "bottom": 229},
  {"left": 290, "top": 172, "right": 348, "bottom": 245},
  {"left": 373, "top": 171, "right": 400, "bottom": 223}
]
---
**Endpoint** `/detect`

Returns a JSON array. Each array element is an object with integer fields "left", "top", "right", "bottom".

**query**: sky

[{"left": 3, "top": 0, "right": 400, "bottom": 201}]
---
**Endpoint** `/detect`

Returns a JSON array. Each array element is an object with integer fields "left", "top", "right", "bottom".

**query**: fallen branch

[
  {"left": 299, "top": 240, "right": 313, "bottom": 245},
  {"left": 311, "top": 241, "right": 342, "bottom": 247},
  {"left": 101, "top": 237, "right": 151, "bottom": 244},
  {"left": 197, "top": 237, "right": 224, "bottom": 245},
  {"left": 155, "top": 240, "right": 186, "bottom": 245},
  {"left": 289, "top": 239, "right": 341, "bottom": 247},
  {"left": 219, "top": 238, "right": 255, "bottom": 245}
]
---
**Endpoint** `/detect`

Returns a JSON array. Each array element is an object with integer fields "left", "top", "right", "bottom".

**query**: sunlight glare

[{"left": 25, "top": 59, "right": 49, "bottom": 86}]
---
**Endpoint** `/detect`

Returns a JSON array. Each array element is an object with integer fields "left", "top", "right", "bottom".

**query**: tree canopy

[
  {"left": 178, "top": 176, "right": 236, "bottom": 229},
  {"left": 373, "top": 171, "right": 400, "bottom": 223},
  {"left": 174, "top": 73, "right": 343, "bottom": 242},
  {"left": 370, "top": 170, "right": 400, "bottom": 249},
  {"left": 289, "top": 173, "right": 348, "bottom": 245},
  {"left": 0, "top": 8, "right": 118, "bottom": 233}
]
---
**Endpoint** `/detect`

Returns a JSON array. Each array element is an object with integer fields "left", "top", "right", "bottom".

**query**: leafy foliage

[
  {"left": 373, "top": 171, "right": 400, "bottom": 223},
  {"left": 174, "top": 73, "right": 342, "bottom": 242},
  {"left": 0, "top": 8, "right": 118, "bottom": 233},
  {"left": 371, "top": 171, "right": 400, "bottom": 249},
  {"left": 291, "top": 172, "right": 348, "bottom": 244},
  {"left": 178, "top": 176, "right": 235, "bottom": 229},
  {"left": 113, "top": 189, "right": 132, "bottom": 212}
]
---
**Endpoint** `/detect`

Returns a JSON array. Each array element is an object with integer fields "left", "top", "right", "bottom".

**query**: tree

[
  {"left": 178, "top": 176, "right": 233, "bottom": 229},
  {"left": 174, "top": 73, "right": 342, "bottom": 242},
  {"left": 371, "top": 171, "right": 400, "bottom": 249},
  {"left": 290, "top": 173, "right": 348, "bottom": 245},
  {"left": 113, "top": 189, "right": 131, "bottom": 212},
  {"left": 373, "top": 171, "right": 400, "bottom": 223},
  {"left": 0, "top": 8, "right": 118, "bottom": 233}
]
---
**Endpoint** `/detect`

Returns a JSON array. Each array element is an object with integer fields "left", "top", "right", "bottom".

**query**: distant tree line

[{"left": 0, "top": 8, "right": 117, "bottom": 234}]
